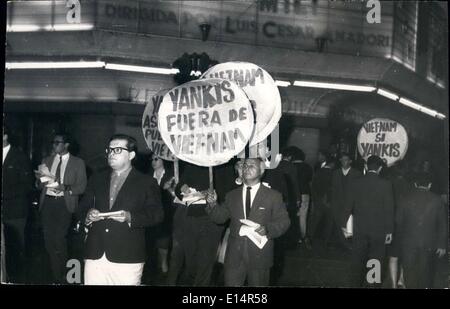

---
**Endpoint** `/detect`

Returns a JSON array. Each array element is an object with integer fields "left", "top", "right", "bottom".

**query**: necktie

[
  {"left": 55, "top": 155, "right": 62, "bottom": 184},
  {"left": 245, "top": 186, "right": 252, "bottom": 219}
]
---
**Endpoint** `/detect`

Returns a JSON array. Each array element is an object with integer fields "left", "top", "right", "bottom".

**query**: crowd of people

[{"left": 2, "top": 126, "right": 448, "bottom": 287}]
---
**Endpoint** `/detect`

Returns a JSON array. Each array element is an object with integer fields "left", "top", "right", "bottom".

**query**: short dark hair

[
  {"left": 281, "top": 146, "right": 296, "bottom": 158},
  {"left": 339, "top": 152, "right": 352, "bottom": 160},
  {"left": 367, "top": 155, "right": 384, "bottom": 171},
  {"left": 324, "top": 153, "right": 335, "bottom": 166},
  {"left": 109, "top": 134, "right": 138, "bottom": 153},
  {"left": 292, "top": 147, "right": 306, "bottom": 161},
  {"left": 54, "top": 132, "right": 73, "bottom": 146}
]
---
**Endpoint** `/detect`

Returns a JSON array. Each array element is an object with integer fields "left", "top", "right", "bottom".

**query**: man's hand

[
  {"left": 163, "top": 177, "right": 175, "bottom": 191},
  {"left": 52, "top": 183, "right": 66, "bottom": 194},
  {"left": 86, "top": 208, "right": 103, "bottom": 225},
  {"left": 255, "top": 225, "right": 267, "bottom": 236},
  {"left": 205, "top": 189, "right": 218, "bottom": 207},
  {"left": 385, "top": 233, "right": 393, "bottom": 244},
  {"left": 110, "top": 210, "right": 131, "bottom": 224},
  {"left": 180, "top": 184, "right": 191, "bottom": 194},
  {"left": 436, "top": 248, "right": 446, "bottom": 258}
]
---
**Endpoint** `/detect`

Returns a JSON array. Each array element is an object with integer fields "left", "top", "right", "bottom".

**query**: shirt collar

[
  {"left": 113, "top": 166, "right": 132, "bottom": 177},
  {"left": 153, "top": 169, "right": 165, "bottom": 182},
  {"left": 243, "top": 182, "right": 261, "bottom": 192},
  {"left": 57, "top": 152, "right": 70, "bottom": 160},
  {"left": 342, "top": 167, "right": 351, "bottom": 174},
  {"left": 3, "top": 144, "right": 11, "bottom": 152}
]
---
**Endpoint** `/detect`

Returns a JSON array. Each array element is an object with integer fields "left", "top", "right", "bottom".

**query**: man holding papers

[
  {"left": 206, "top": 158, "right": 290, "bottom": 286},
  {"left": 36, "top": 132, "right": 87, "bottom": 283},
  {"left": 77, "top": 134, "right": 163, "bottom": 285}
]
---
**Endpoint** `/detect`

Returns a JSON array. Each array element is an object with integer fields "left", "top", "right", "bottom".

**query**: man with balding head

[{"left": 206, "top": 158, "right": 290, "bottom": 286}]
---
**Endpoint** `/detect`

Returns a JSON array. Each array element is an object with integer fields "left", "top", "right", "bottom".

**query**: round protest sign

[
  {"left": 201, "top": 62, "right": 281, "bottom": 145},
  {"left": 158, "top": 78, "right": 255, "bottom": 167},
  {"left": 357, "top": 118, "right": 408, "bottom": 167},
  {"left": 142, "top": 89, "right": 175, "bottom": 161}
]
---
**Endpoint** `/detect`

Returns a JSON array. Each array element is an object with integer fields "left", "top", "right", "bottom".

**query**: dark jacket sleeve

[
  {"left": 130, "top": 177, "right": 164, "bottom": 228},
  {"left": 435, "top": 198, "right": 448, "bottom": 250},
  {"left": 384, "top": 180, "right": 395, "bottom": 235},
  {"left": 266, "top": 191, "right": 290, "bottom": 239},
  {"left": 341, "top": 180, "right": 356, "bottom": 228},
  {"left": 68, "top": 158, "right": 87, "bottom": 196},
  {"left": 391, "top": 196, "right": 405, "bottom": 258},
  {"left": 209, "top": 193, "right": 232, "bottom": 224},
  {"left": 13, "top": 150, "right": 33, "bottom": 198},
  {"left": 76, "top": 175, "right": 96, "bottom": 223}
]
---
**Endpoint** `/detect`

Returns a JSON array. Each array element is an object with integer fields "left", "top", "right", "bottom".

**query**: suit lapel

[
  {"left": 236, "top": 186, "right": 245, "bottom": 219},
  {"left": 249, "top": 185, "right": 266, "bottom": 219},
  {"left": 45, "top": 155, "right": 55, "bottom": 170},
  {"left": 63, "top": 156, "right": 73, "bottom": 183}
]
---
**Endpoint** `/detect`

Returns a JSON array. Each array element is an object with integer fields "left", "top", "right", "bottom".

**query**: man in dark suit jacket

[
  {"left": 2, "top": 126, "right": 33, "bottom": 282},
  {"left": 291, "top": 147, "right": 313, "bottom": 245},
  {"left": 342, "top": 155, "right": 394, "bottom": 287},
  {"left": 206, "top": 158, "right": 290, "bottom": 286},
  {"left": 36, "top": 132, "right": 87, "bottom": 283},
  {"left": 390, "top": 172, "right": 447, "bottom": 288},
  {"left": 77, "top": 134, "right": 163, "bottom": 285},
  {"left": 308, "top": 156, "right": 335, "bottom": 246},
  {"left": 331, "top": 152, "right": 361, "bottom": 248}
]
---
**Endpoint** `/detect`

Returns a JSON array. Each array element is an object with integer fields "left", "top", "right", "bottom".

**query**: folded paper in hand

[
  {"left": 45, "top": 181, "right": 60, "bottom": 188},
  {"left": 239, "top": 219, "right": 268, "bottom": 249},
  {"left": 181, "top": 188, "right": 206, "bottom": 206},
  {"left": 35, "top": 164, "right": 55, "bottom": 183},
  {"left": 97, "top": 211, "right": 124, "bottom": 218}
]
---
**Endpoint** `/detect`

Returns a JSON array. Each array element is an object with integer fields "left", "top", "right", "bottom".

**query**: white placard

[
  {"left": 158, "top": 78, "right": 254, "bottom": 167},
  {"left": 201, "top": 62, "right": 281, "bottom": 145},
  {"left": 357, "top": 118, "right": 408, "bottom": 167},
  {"left": 142, "top": 89, "right": 176, "bottom": 161}
]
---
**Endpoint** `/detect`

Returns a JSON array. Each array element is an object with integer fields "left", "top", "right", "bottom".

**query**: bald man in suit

[{"left": 206, "top": 158, "right": 290, "bottom": 286}]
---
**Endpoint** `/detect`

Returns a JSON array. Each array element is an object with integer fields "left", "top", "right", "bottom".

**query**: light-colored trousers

[
  {"left": 298, "top": 195, "right": 310, "bottom": 239},
  {"left": 84, "top": 253, "right": 144, "bottom": 285}
]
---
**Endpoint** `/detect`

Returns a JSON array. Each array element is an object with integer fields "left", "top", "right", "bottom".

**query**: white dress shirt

[
  {"left": 153, "top": 169, "right": 165, "bottom": 186},
  {"left": 2, "top": 144, "right": 11, "bottom": 165},
  {"left": 341, "top": 167, "right": 351, "bottom": 176},
  {"left": 242, "top": 182, "right": 261, "bottom": 219},
  {"left": 47, "top": 152, "right": 70, "bottom": 197}
]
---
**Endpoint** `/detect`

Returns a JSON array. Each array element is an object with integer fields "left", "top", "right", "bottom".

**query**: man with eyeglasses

[
  {"left": 36, "top": 132, "right": 87, "bottom": 284},
  {"left": 77, "top": 134, "right": 163, "bottom": 285},
  {"left": 206, "top": 158, "right": 290, "bottom": 286}
]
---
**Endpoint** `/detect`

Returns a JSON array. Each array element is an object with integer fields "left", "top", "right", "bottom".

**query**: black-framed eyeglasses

[{"left": 105, "top": 147, "right": 129, "bottom": 155}]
